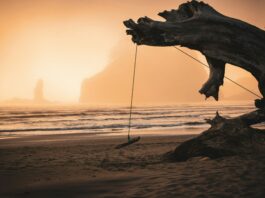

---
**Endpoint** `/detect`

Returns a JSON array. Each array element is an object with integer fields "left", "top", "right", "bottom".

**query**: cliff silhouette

[
  {"left": 34, "top": 79, "right": 46, "bottom": 103},
  {"left": 80, "top": 41, "right": 208, "bottom": 105}
]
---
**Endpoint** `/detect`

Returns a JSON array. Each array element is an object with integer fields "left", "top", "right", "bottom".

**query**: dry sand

[{"left": 0, "top": 133, "right": 265, "bottom": 198}]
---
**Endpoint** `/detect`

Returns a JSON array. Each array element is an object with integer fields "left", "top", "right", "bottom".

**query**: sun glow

[
  {"left": 0, "top": 16, "right": 119, "bottom": 102},
  {"left": 0, "top": 0, "right": 264, "bottom": 104}
]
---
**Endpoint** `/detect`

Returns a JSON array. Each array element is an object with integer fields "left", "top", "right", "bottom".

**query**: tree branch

[{"left": 124, "top": 0, "right": 265, "bottom": 103}]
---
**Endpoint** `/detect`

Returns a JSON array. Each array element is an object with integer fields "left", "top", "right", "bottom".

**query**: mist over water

[{"left": 0, "top": 102, "right": 263, "bottom": 136}]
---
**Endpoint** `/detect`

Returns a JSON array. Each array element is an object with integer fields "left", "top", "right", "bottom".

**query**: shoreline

[
  {"left": 0, "top": 130, "right": 198, "bottom": 148},
  {"left": 0, "top": 127, "right": 204, "bottom": 138}
]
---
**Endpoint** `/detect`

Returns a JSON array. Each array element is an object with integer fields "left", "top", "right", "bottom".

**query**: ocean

[{"left": 0, "top": 102, "right": 263, "bottom": 136}]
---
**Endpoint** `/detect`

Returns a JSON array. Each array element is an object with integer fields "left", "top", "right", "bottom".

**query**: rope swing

[
  {"left": 128, "top": 44, "right": 139, "bottom": 140},
  {"left": 115, "top": 44, "right": 261, "bottom": 149},
  {"left": 115, "top": 45, "right": 140, "bottom": 149}
]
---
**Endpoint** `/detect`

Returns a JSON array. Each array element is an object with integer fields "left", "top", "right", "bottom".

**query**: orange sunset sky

[{"left": 0, "top": 0, "right": 264, "bottom": 104}]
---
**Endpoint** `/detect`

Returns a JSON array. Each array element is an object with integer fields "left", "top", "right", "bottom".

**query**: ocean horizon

[{"left": 0, "top": 102, "right": 263, "bottom": 136}]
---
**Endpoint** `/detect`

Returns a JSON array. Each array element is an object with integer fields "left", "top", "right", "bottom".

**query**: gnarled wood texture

[
  {"left": 169, "top": 112, "right": 265, "bottom": 161},
  {"left": 124, "top": 0, "right": 265, "bottom": 103},
  {"left": 124, "top": 0, "right": 265, "bottom": 160}
]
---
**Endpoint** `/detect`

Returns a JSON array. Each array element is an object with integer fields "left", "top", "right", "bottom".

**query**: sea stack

[{"left": 34, "top": 79, "right": 46, "bottom": 103}]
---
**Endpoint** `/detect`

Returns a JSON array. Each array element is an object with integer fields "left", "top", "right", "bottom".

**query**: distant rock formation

[
  {"left": 34, "top": 79, "right": 46, "bottom": 103},
  {"left": 80, "top": 41, "right": 207, "bottom": 105},
  {"left": 2, "top": 79, "right": 50, "bottom": 105}
]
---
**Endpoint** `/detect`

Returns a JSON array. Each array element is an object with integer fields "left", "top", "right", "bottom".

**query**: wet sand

[{"left": 0, "top": 133, "right": 265, "bottom": 198}]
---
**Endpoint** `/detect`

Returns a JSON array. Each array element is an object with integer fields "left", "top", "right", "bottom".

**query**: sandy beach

[
  {"left": 1, "top": 0, "right": 265, "bottom": 197},
  {"left": 1, "top": 132, "right": 265, "bottom": 198}
]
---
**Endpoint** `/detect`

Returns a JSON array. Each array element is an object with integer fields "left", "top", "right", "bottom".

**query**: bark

[
  {"left": 124, "top": 0, "right": 265, "bottom": 104},
  {"left": 124, "top": 0, "right": 265, "bottom": 160},
  {"left": 169, "top": 112, "right": 265, "bottom": 161}
]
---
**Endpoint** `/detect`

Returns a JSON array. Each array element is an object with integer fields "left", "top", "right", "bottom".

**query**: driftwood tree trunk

[
  {"left": 124, "top": 0, "right": 265, "bottom": 160},
  {"left": 171, "top": 112, "right": 265, "bottom": 161}
]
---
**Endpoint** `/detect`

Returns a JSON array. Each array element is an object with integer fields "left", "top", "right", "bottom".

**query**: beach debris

[
  {"left": 171, "top": 112, "right": 265, "bottom": 161},
  {"left": 124, "top": 0, "right": 265, "bottom": 107},
  {"left": 124, "top": 0, "right": 265, "bottom": 161}
]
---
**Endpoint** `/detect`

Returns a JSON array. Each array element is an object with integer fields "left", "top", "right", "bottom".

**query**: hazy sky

[{"left": 0, "top": 0, "right": 264, "bottom": 103}]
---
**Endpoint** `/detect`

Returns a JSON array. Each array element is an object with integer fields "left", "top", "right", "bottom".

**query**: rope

[
  {"left": 126, "top": 45, "right": 261, "bottom": 140},
  {"left": 173, "top": 46, "right": 262, "bottom": 99},
  {"left": 128, "top": 44, "right": 138, "bottom": 140}
]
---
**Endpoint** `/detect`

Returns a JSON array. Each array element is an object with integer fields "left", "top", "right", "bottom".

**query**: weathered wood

[
  {"left": 170, "top": 112, "right": 265, "bottom": 161},
  {"left": 124, "top": 0, "right": 265, "bottom": 104},
  {"left": 124, "top": 0, "right": 265, "bottom": 160}
]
